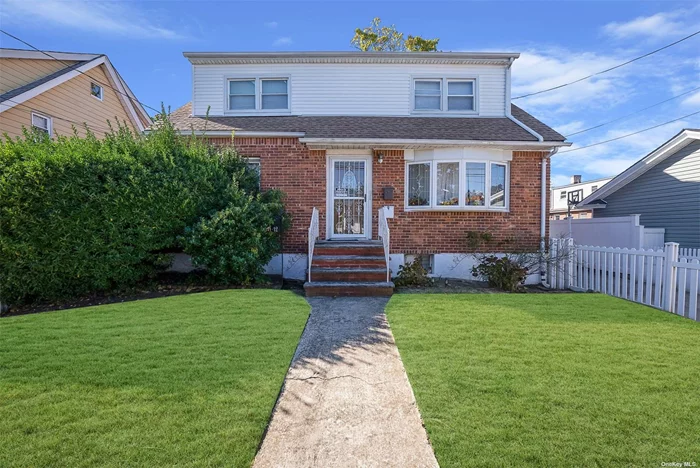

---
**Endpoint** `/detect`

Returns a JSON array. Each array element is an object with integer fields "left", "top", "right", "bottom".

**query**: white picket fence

[
  {"left": 548, "top": 239, "right": 700, "bottom": 321},
  {"left": 680, "top": 247, "right": 700, "bottom": 259}
]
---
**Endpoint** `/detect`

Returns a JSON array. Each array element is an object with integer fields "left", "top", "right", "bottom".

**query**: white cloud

[
  {"left": 265, "top": 21, "right": 279, "bottom": 29},
  {"left": 552, "top": 120, "right": 693, "bottom": 179},
  {"left": 511, "top": 49, "right": 635, "bottom": 113},
  {"left": 603, "top": 10, "right": 696, "bottom": 40},
  {"left": 1, "top": 0, "right": 188, "bottom": 40},
  {"left": 682, "top": 90, "right": 700, "bottom": 107},
  {"left": 273, "top": 37, "right": 293, "bottom": 47},
  {"left": 551, "top": 174, "right": 574, "bottom": 187},
  {"left": 554, "top": 121, "right": 586, "bottom": 136}
]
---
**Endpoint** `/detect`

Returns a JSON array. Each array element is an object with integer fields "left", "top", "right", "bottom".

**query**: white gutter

[
  {"left": 171, "top": 130, "right": 306, "bottom": 137},
  {"left": 299, "top": 137, "right": 569, "bottom": 148},
  {"left": 540, "top": 147, "right": 558, "bottom": 284}
]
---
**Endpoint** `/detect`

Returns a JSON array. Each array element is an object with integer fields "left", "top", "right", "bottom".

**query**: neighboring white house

[{"left": 550, "top": 175, "right": 612, "bottom": 220}]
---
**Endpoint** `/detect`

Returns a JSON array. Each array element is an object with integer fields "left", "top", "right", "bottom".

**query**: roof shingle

[{"left": 167, "top": 102, "right": 565, "bottom": 142}]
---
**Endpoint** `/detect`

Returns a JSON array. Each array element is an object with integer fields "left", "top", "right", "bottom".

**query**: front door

[{"left": 329, "top": 158, "right": 370, "bottom": 239}]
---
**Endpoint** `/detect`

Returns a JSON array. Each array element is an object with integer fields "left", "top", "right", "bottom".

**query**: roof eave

[
  {"left": 579, "top": 129, "right": 700, "bottom": 205},
  {"left": 298, "top": 137, "right": 571, "bottom": 150},
  {"left": 183, "top": 51, "right": 520, "bottom": 65}
]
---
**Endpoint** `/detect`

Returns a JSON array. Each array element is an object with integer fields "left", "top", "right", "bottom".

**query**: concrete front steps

[{"left": 303, "top": 240, "right": 394, "bottom": 297}]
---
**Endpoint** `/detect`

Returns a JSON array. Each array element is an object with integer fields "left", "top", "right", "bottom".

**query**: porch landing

[{"left": 304, "top": 241, "right": 394, "bottom": 297}]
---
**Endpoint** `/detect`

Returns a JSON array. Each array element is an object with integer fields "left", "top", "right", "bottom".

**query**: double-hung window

[
  {"left": 229, "top": 80, "right": 256, "bottom": 110},
  {"left": 413, "top": 78, "right": 476, "bottom": 113},
  {"left": 227, "top": 77, "right": 289, "bottom": 112},
  {"left": 31, "top": 112, "right": 52, "bottom": 135},
  {"left": 414, "top": 80, "right": 441, "bottom": 111},
  {"left": 407, "top": 160, "right": 508, "bottom": 210},
  {"left": 245, "top": 157, "right": 261, "bottom": 188}
]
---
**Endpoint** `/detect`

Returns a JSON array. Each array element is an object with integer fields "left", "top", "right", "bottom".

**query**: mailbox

[{"left": 382, "top": 186, "right": 394, "bottom": 200}]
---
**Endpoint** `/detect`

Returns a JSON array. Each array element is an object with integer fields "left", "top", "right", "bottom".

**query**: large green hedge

[{"left": 0, "top": 118, "right": 279, "bottom": 305}]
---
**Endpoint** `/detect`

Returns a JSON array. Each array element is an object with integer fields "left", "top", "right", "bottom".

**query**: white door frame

[{"left": 326, "top": 153, "right": 373, "bottom": 240}]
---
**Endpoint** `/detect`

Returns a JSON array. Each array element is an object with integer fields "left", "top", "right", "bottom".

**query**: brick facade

[
  {"left": 372, "top": 149, "right": 549, "bottom": 254},
  {"left": 210, "top": 137, "right": 549, "bottom": 254}
]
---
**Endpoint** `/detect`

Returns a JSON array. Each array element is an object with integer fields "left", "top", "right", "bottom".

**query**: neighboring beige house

[{"left": 0, "top": 48, "right": 151, "bottom": 139}]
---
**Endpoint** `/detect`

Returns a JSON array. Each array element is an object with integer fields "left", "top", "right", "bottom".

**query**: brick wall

[
  {"left": 209, "top": 137, "right": 549, "bottom": 254},
  {"left": 209, "top": 137, "right": 326, "bottom": 253},
  {"left": 371, "top": 149, "right": 549, "bottom": 254}
]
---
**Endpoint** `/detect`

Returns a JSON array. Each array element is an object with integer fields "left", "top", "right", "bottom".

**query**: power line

[
  {"left": 0, "top": 29, "right": 161, "bottom": 115},
  {"left": 559, "top": 110, "right": 700, "bottom": 154},
  {"left": 565, "top": 86, "right": 700, "bottom": 137},
  {"left": 513, "top": 29, "right": 700, "bottom": 100}
]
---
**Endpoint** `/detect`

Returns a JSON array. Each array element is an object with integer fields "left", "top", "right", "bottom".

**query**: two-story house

[
  {"left": 550, "top": 175, "right": 612, "bottom": 220},
  {"left": 169, "top": 51, "right": 569, "bottom": 295},
  {"left": 0, "top": 48, "right": 151, "bottom": 139}
]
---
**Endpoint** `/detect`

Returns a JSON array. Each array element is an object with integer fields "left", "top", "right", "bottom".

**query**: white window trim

[
  {"left": 405, "top": 159, "right": 509, "bottom": 212},
  {"left": 224, "top": 75, "right": 291, "bottom": 115},
  {"left": 245, "top": 157, "right": 261, "bottom": 187},
  {"left": 411, "top": 76, "right": 478, "bottom": 115},
  {"left": 413, "top": 79, "right": 442, "bottom": 112},
  {"left": 91, "top": 82, "right": 103, "bottom": 101},
  {"left": 31, "top": 111, "right": 52, "bottom": 135}
]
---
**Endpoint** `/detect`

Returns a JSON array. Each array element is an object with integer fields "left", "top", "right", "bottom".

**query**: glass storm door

[{"left": 332, "top": 160, "right": 367, "bottom": 237}]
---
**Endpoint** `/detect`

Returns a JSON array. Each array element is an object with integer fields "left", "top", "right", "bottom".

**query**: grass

[
  {"left": 0, "top": 290, "right": 309, "bottom": 468},
  {"left": 387, "top": 294, "right": 700, "bottom": 467}
]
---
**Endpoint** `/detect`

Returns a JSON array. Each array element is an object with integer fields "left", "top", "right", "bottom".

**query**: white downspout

[{"left": 540, "top": 148, "right": 558, "bottom": 285}]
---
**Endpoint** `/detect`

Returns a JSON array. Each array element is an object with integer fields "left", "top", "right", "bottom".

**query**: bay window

[
  {"left": 490, "top": 163, "right": 506, "bottom": 207},
  {"left": 436, "top": 162, "right": 459, "bottom": 205},
  {"left": 407, "top": 163, "right": 431, "bottom": 207},
  {"left": 406, "top": 159, "right": 509, "bottom": 210},
  {"left": 465, "top": 163, "right": 486, "bottom": 206}
]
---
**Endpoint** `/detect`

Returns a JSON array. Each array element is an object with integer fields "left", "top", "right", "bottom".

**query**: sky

[{"left": 1, "top": 0, "right": 699, "bottom": 186}]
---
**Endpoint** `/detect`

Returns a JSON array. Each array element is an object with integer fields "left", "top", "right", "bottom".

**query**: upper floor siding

[{"left": 191, "top": 62, "right": 508, "bottom": 118}]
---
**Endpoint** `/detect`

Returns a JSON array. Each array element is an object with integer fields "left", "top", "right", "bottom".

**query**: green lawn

[
  {"left": 0, "top": 290, "right": 309, "bottom": 468},
  {"left": 387, "top": 294, "right": 700, "bottom": 467}
]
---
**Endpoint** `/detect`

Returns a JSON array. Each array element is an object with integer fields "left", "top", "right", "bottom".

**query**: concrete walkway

[{"left": 253, "top": 297, "right": 439, "bottom": 468}]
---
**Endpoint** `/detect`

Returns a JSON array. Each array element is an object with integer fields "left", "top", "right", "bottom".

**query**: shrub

[
  {"left": 0, "top": 116, "right": 263, "bottom": 304},
  {"left": 394, "top": 256, "right": 431, "bottom": 287},
  {"left": 471, "top": 255, "right": 528, "bottom": 292},
  {"left": 181, "top": 188, "right": 287, "bottom": 284}
]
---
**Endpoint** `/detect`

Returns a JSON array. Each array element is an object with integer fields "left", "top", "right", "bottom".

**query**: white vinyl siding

[{"left": 193, "top": 63, "right": 506, "bottom": 117}]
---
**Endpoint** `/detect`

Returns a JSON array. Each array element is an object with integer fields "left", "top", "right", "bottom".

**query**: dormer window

[
  {"left": 91, "top": 83, "right": 103, "bottom": 101},
  {"left": 414, "top": 80, "right": 441, "bottom": 110},
  {"left": 229, "top": 80, "right": 256, "bottom": 110},
  {"left": 226, "top": 77, "right": 289, "bottom": 113},
  {"left": 413, "top": 78, "right": 476, "bottom": 114},
  {"left": 261, "top": 79, "right": 288, "bottom": 109}
]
